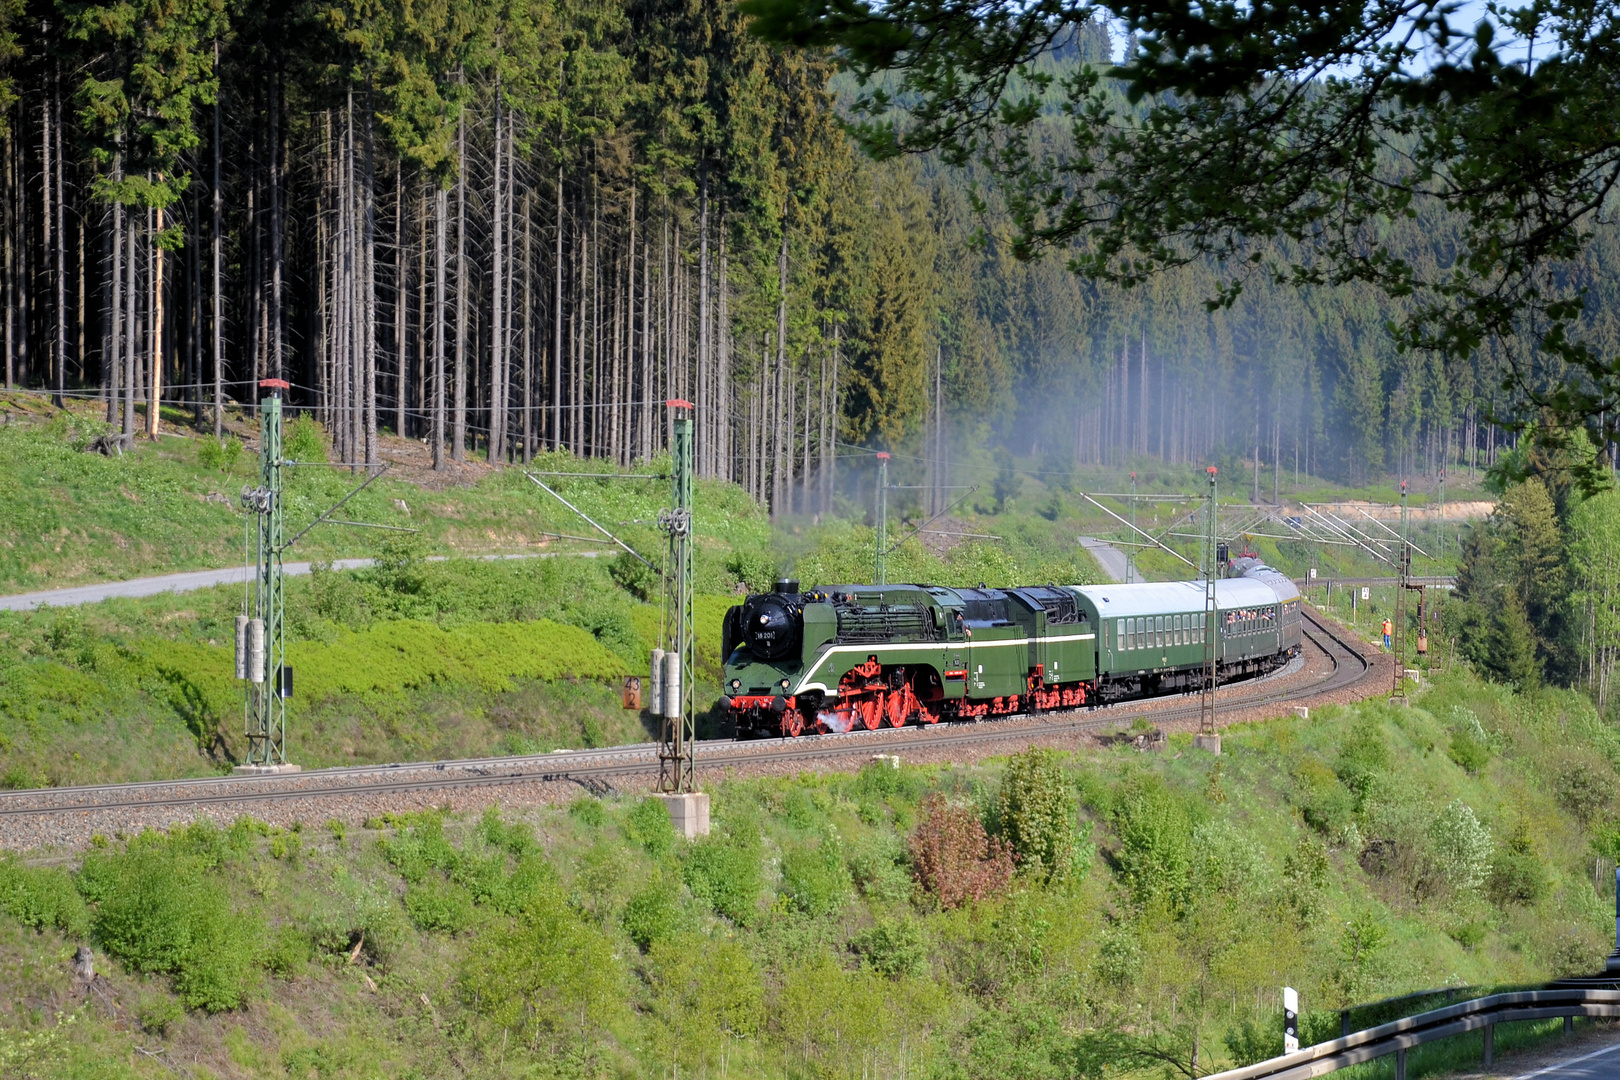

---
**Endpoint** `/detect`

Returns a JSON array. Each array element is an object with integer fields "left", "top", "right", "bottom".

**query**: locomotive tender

[{"left": 721, "top": 557, "right": 1302, "bottom": 737}]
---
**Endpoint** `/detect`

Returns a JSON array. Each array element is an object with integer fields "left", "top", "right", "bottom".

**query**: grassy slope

[
  {"left": 0, "top": 670, "right": 1612, "bottom": 1079},
  {"left": 0, "top": 395, "right": 765, "bottom": 593}
]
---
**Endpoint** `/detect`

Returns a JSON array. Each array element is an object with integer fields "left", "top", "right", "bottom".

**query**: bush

[
  {"left": 779, "top": 833, "right": 853, "bottom": 917},
  {"left": 283, "top": 415, "right": 328, "bottom": 464},
  {"left": 1335, "top": 717, "right": 1392, "bottom": 804},
  {"left": 0, "top": 856, "right": 90, "bottom": 937},
  {"left": 569, "top": 797, "right": 607, "bottom": 828},
  {"left": 1110, "top": 777, "right": 1195, "bottom": 913},
  {"left": 681, "top": 829, "right": 764, "bottom": 925},
  {"left": 622, "top": 876, "right": 682, "bottom": 952},
  {"left": 404, "top": 878, "right": 475, "bottom": 933},
  {"left": 263, "top": 924, "right": 310, "bottom": 978},
  {"left": 1426, "top": 800, "right": 1494, "bottom": 894},
  {"left": 1224, "top": 1017, "right": 1283, "bottom": 1068},
  {"left": 909, "top": 794, "right": 1015, "bottom": 909},
  {"left": 851, "top": 918, "right": 928, "bottom": 978},
  {"left": 78, "top": 840, "right": 260, "bottom": 1012},
  {"left": 1556, "top": 760, "right": 1611, "bottom": 826},
  {"left": 196, "top": 436, "right": 243, "bottom": 473},
  {"left": 624, "top": 798, "right": 675, "bottom": 858},
  {"left": 997, "top": 747, "right": 1078, "bottom": 880},
  {"left": 1487, "top": 823, "right": 1546, "bottom": 907}
]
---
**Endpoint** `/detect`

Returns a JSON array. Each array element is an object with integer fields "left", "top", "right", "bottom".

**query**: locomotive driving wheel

[{"left": 781, "top": 708, "right": 804, "bottom": 738}]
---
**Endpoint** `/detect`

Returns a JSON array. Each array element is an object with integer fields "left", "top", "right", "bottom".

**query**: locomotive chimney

[{"left": 775, "top": 579, "right": 800, "bottom": 595}]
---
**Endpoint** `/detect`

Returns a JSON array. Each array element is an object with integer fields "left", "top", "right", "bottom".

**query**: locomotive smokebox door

[{"left": 622, "top": 676, "right": 643, "bottom": 710}]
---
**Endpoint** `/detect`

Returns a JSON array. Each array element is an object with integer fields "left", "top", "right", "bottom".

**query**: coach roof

[{"left": 1072, "top": 578, "right": 1283, "bottom": 619}]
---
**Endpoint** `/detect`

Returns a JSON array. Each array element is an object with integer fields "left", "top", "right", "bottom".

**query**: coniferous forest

[{"left": 11, "top": 2, "right": 1620, "bottom": 508}]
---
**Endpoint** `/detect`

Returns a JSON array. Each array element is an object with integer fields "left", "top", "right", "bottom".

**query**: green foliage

[
  {"left": 78, "top": 831, "right": 260, "bottom": 1012},
  {"left": 459, "top": 889, "right": 624, "bottom": 1053},
  {"left": 779, "top": 832, "right": 853, "bottom": 916},
  {"left": 282, "top": 416, "right": 328, "bottom": 464},
  {"left": 681, "top": 825, "right": 764, "bottom": 925},
  {"left": 1291, "top": 757, "right": 1353, "bottom": 835},
  {"left": 1223, "top": 1017, "right": 1283, "bottom": 1068},
  {"left": 851, "top": 917, "right": 928, "bottom": 978},
  {"left": 622, "top": 874, "right": 683, "bottom": 952},
  {"left": 195, "top": 435, "right": 243, "bottom": 473},
  {"left": 568, "top": 797, "right": 607, "bottom": 828},
  {"left": 1109, "top": 775, "right": 1196, "bottom": 913},
  {"left": 624, "top": 798, "right": 675, "bottom": 858},
  {"left": 403, "top": 878, "right": 475, "bottom": 933},
  {"left": 0, "top": 857, "right": 90, "bottom": 937},
  {"left": 997, "top": 747, "right": 1078, "bottom": 881},
  {"left": 285, "top": 618, "right": 629, "bottom": 701}
]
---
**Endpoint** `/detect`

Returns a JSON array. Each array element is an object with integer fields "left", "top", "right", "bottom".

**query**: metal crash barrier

[{"left": 1204, "top": 988, "right": 1620, "bottom": 1080}]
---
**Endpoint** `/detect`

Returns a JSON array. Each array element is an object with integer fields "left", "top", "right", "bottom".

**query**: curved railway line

[{"left": 0, "top": 607, "right": 1374, "bottom": 850}]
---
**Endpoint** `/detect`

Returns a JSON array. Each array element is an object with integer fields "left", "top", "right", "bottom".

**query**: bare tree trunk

[
  {"left": 489, "top": 82, "right": 506, "bottom": 464},
  {"left": 211, "top": 41, "right": 222, "bottom": 437},
  {"left": 361, "top": 86, "right": 379, "bottom": 467},
  {"left": 270, "top": 67, "right": 284, "bottom": 384},
  {"left": 553, "top": 166, "right": 563, "bottom": 452},
  {"left": 124, "top": 207, "right": 136, "bottom": 436},
  {"left": 395, "top": 164, "right": 406, "bottom": 438},
  {"left": 697, "top": 160, "right": 710, "bottom": 475},
  {"left": 717, "top": 218, "right": 729, "bottom": 480},
  {"left": 149, "top": 193, "right": 164, "bottom": 440},
  {"left": 452, "top": 104, "right": 466, "bottom": 462},
  {"left": 433, "top": 184, "right": 447, "bottom": 470},
  {"left": 640, "top": 210, "right": 651, "bottom": 459},
  {"left": 522, "top": 187, "right": 533, "bottom": 464}
]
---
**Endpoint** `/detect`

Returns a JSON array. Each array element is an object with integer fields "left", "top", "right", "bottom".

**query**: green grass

[
  {"left": 0, "top": 670, "right": 1611, "bottom": 1078},
  {"left": 0, "top": 395, "right": 770, "bottom": 592}
]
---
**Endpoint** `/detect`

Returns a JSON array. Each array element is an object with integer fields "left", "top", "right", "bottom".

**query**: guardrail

[{"left": 1205, "top": 988, "right": 1620, "bottom": 1080}]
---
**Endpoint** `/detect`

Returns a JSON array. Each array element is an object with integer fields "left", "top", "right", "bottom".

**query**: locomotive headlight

[
  {"left": 730, "top": 679, "right": 741, "bottom": 690},
  {"left": 780, "top": 679, "right": 790, "bottom": 690}
]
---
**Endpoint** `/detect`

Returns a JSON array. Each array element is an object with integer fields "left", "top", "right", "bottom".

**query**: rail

[{"left": 1206, "top": 987, "right": 1620, "bottom": 1080}]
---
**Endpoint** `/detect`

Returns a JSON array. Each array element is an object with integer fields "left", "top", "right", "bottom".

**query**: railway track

[{"left": 0, "top": 606, "right": 1374, "bottom": 849}]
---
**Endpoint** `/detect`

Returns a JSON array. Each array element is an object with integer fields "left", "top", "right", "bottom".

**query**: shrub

[
  {"left": 475, "top": 807, "right": 535, "bottom": 857},
  {"left": 283, "top": 415, "right": 328, "bottom": 464},
  {"left": 1111, "top": 777, "right": 1195, "bottom": 913},
  {"left": 459, "top": 894, "right": 624, "bottom": 1054},
  {"left": 847, "top": 835, "right": 913, "bottom": 905},
  {"left": 79, "top": 842, "right": 260, "bottom": 1012},
  {"left": 263, "top": 924, "right": 310, "bottom": 978},
  {"left": 779, "top": 833, "right": 853, "bottom": 917},
  {"left": 569, "top": 797, "right": 607, "bottom": 828},
  {"left": 622, "top": 876, "right": 682, "bottom": 951},
  {"left": 909, "top": 794, "right": 1015, "bottom": 909},
  {"left": 681, "top": 830, "right": 763, "bottom": 925},
  {"left": 1487, "top": 822, "right": 1545, "bottom": 907},
  {"left": 404, "top": 878, "right": 476, "bottom": 933},
  {"left": 0, "top": 857, "right": 90, "bottom": 937},
  {"left": 1426, "top": 800, "right": 1494, "bottom": 894},
  {"left": 1335, "top": 717, "right": 1392, "bottom": 804},
  {"left": 136, "top": 995, "right": 184, "bottom": 1037},
  {"left": 196, "top": 435, "right": 243, "bottom": 473},
  {"left": 1224, "top": 1017, "right": 1283, "bottom": 1068},
  {"left": 851, "top": 918, "right": 928, "bottom": 978},
  {"left": 1555, "top": 760, "right": 1611, "bottom": 826},
  {"left": 997, "top": 747, "right": 1078, "bottom": 881},
  {"left": 624, "top": 798, "right": 675, "bottom": 858},
  {"left": 1292, "top": 758, "right": 1354, "bottom": 834}
]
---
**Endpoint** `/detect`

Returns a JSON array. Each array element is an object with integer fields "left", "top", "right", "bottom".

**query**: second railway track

[{"left": 0, "top": 606, "right": 1375, "bottom": 849}]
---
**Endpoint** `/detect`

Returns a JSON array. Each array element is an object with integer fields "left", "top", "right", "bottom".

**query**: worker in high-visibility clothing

[{"left": 1382, "top": 618, "right": 1393, "bottom": 651}]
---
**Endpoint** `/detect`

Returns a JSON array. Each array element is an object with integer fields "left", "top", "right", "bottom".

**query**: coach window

[{"left": 1159, "top": 616, "right": 1166, "bottom": 647}]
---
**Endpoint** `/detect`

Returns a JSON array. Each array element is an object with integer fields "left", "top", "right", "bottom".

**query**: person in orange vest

[{"left": 1382, "top": 618, "right": 1393, "bottom": 651}]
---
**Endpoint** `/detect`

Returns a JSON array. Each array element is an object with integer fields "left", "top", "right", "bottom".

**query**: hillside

[{"left": 0, "top": 671, "right": 1612, "bottom": 1078}]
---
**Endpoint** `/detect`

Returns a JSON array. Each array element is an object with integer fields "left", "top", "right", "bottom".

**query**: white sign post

[{"left": 1283, "top": 987, "right": 1300, "bottom": 1054}]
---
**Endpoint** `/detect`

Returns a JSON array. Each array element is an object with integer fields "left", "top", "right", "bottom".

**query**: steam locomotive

[{"left": 721, "top": 558, "right": 1302, "bottom": 737}]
